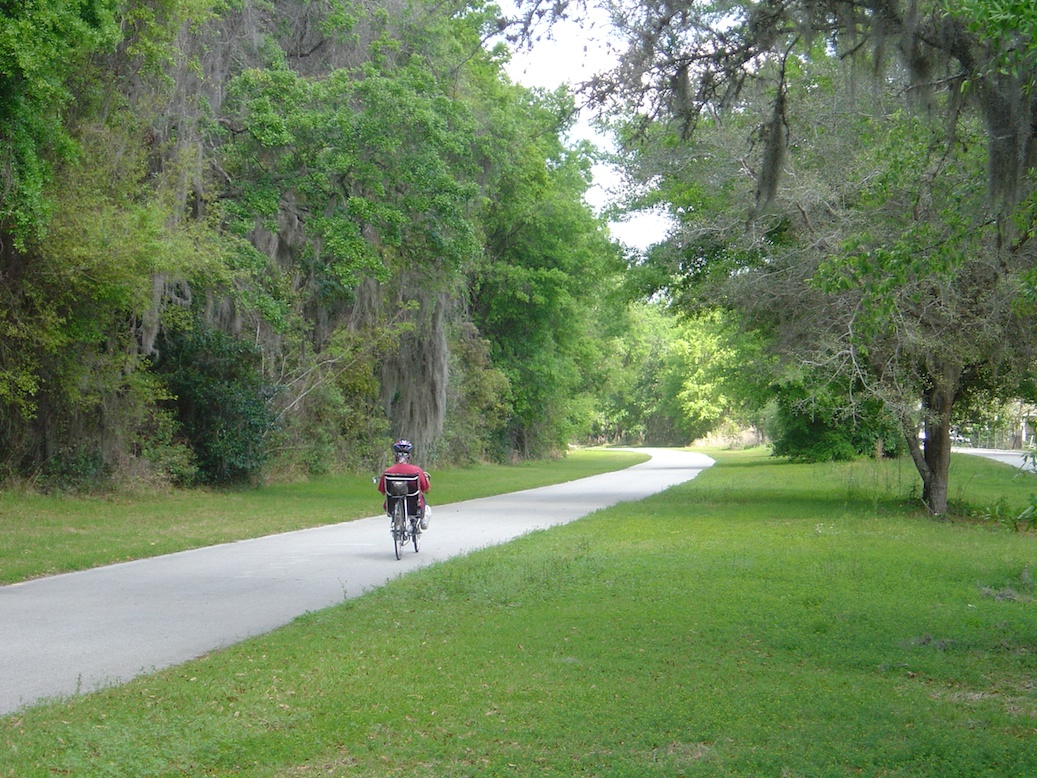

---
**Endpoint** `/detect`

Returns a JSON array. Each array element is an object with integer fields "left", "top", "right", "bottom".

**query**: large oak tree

[{"left": 516, "top": 0, "right": 1037, "bottom": 513}]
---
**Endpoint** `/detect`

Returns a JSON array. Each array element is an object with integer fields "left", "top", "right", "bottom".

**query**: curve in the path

[{"left": 0, "top": 448, "right": 713, "bottom": 714}]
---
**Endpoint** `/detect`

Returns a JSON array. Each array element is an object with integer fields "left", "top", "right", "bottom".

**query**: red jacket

[{"left": 378, "top": 462, "right": 430, "bottom": 507}]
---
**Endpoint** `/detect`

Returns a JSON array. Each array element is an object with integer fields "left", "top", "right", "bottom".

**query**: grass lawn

[{"left": 3, "top": 448, "right": 1037, "bottom": 776}]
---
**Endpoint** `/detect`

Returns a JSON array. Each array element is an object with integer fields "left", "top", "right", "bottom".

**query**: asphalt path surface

[
  {"left": 1, "top": 448, "right": 713, "bottom": 715},
  {"left": 954, "top": 446, "right": 1035, "bottom": 471}
]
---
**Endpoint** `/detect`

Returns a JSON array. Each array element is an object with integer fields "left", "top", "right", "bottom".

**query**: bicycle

[{"left": 383, "top": 474, "right": 422, "bottom": 560}]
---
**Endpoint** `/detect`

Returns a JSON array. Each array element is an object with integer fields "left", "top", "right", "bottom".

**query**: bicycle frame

[{"left": 384, "top": 474, "right": 422, "bottom": 560}]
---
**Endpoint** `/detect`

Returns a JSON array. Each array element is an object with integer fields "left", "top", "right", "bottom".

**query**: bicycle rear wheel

[{"left": 392, "top": 503, "right": 404, "bottom": 560}]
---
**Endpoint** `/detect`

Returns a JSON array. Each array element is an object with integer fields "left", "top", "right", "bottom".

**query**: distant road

[
  {"left": 0, "top": 448, "right": 713, "bottom": 715},
  {"left": 954, "top": 447, "right": 1035, "bottom": 471}
]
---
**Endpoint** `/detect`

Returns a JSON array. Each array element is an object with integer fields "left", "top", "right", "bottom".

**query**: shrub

[
  {"left": 154, "top": 324, "right": 277, "bottom": 485},
  {"left": 769, "top": 383, "right": 903, "bottom": 462}
]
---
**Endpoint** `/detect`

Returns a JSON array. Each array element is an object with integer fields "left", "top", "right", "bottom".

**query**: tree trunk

[
  {"left": 378, "top": 290, "right": 450, "bottom": 461},
  {"left": 904, "top": 360, "right": 961, "bottom": 515},
  {"left": 922, "top": 418, "right": 952, "bottom": 515}
]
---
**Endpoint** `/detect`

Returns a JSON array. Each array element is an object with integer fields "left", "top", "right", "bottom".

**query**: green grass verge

[
  {"left": 4, "top": 449, "right": 1037, "bottom": 776},
  {"left": 0, "top": 449, "right": 649, "bottom": 585}
]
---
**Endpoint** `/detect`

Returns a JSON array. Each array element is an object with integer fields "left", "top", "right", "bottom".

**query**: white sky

[{"left": 502, "top": 16, "right": 674, "bottom": 252}]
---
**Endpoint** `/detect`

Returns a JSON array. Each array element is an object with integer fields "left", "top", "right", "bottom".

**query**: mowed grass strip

[
  {"left": 0, "top": 449, "right": 648, "bottom": 584},
  {"left": 4, "top": 449, "right": 1037, "bottom": 776}
]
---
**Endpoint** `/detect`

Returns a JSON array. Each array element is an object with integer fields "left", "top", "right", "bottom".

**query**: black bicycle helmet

[{"left": 392, "top": 440, "right": 413, "bottom": 459}]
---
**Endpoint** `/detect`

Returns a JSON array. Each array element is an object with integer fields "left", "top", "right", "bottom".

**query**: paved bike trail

[
  {"left": 0, "top": 448, "right": 713, "bottom": 715},
  {"left": 953, "top": 446, "right": 1035, "bottom": 470}
]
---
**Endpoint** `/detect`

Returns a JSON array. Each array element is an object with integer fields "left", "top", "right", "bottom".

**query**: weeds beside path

[{"left": 4, "top": 449, "right": 1037, "bottom": 776}]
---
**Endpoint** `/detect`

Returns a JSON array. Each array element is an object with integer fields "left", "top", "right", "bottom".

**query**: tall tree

[
  {"left": 473, "top": 87, "right": 622, "bottom": 458},
  {"left": 0, "top": 9, "right": 227, "bottom": 484},
  {"left": 610, "top": 36, "right": 1037, "bottom": 513},
  {"left": 508, "top": 0, "right": 1037, "bottom": 513}
]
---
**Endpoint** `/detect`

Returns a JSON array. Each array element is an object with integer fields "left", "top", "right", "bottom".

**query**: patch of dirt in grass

[
  {"left": 929, "top": 682, "right": 1037, "bottom": 720},
  {"left": 651, "top": 739, "right": 717, "bottom": 766}
]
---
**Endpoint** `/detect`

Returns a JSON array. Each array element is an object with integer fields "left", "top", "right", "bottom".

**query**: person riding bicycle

[{"left": 377, "top": 440, "right": 432, "bottom": 529}]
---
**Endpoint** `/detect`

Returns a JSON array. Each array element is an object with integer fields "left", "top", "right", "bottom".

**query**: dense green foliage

[
  {"left": 0, "top": 0, "right": 660, "bottom": 487},
  {"left": 0, "top": 0, "right": 120, "bottom": 242},
  {"left": 594, "top": 305, "right": 771, "bottom": 446},
  {"left": 592, "top": 0, "right": 1037, "bottom": 511},
  {"left": 769, "top": 380, "right": 904, "bottom": 463},
  {"left": 154, "top": 323, "right": 277, "bottom": 484},
  {"left": 474, "top": 92, "right": 623, "bottom": 457},
  {"left": 9, "top": 0, "right": 1037, "bottom": 493}
]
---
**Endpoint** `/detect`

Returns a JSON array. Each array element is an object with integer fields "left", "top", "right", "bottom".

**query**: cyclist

[{"left": 377, "top": 440, "right": 432, "bottom": 529}]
